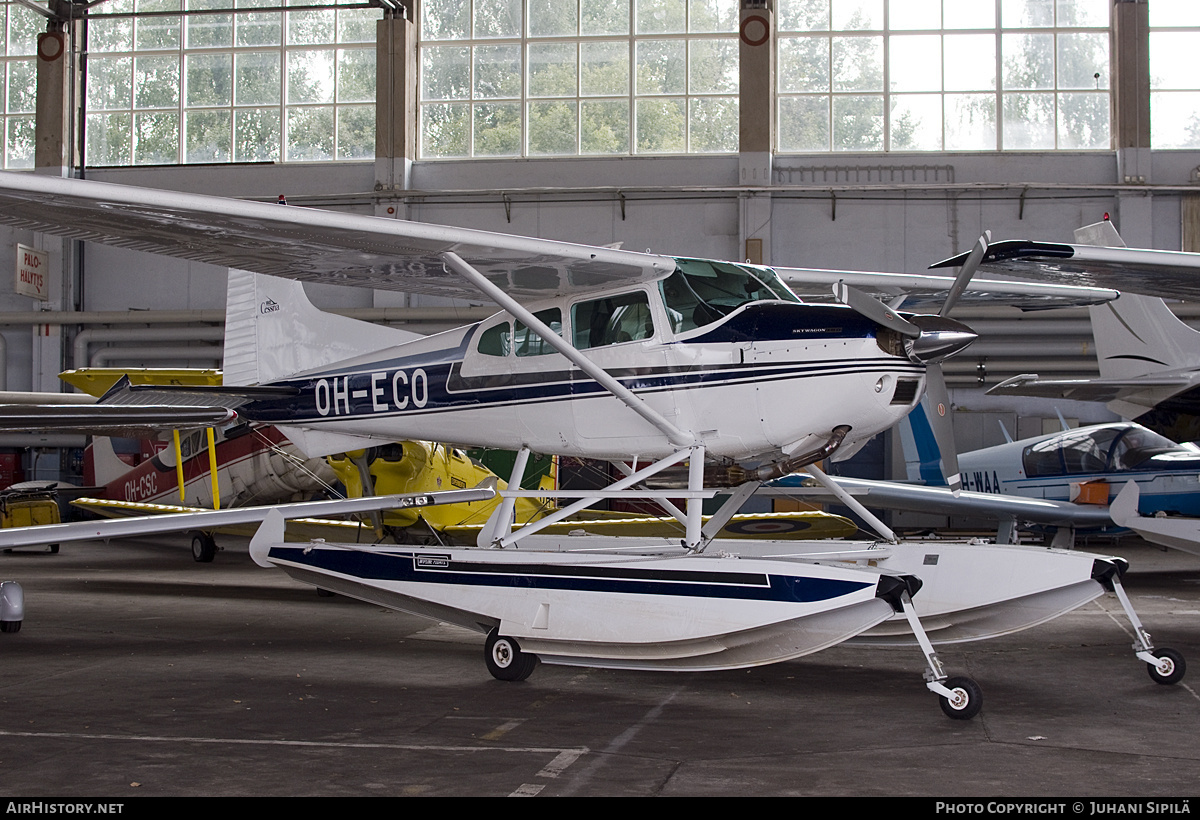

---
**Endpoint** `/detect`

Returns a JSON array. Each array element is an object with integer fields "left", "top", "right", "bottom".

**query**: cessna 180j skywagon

[{"left": 0, "top": 171, "right": 1178, "bottom": 720}]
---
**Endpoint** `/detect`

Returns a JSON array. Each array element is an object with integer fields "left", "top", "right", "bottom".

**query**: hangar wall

[{"left": 3, "top": 147, "right": 1200, "bottom": 396}]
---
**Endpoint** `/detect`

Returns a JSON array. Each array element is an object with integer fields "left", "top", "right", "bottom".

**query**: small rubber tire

[
  {"left": 484, "top": 630, "right": 538, "bottom": 682},
  {"left": 48, "top": 544, "right": 59, "bottom": 554},
  {"left": 939, "top": 676, "right": 983, "bottom": 720},
  {"left": 191, "top": 532, "right": 217, "bottom": 563},
  {"left": 1, "top": 621, "right": 21, "bottom": 633},
  {"left": 316, "top": 588, "right": 336, "bottom": 597},
  {"left": 1147, "top": 648, "right": 1186, "bottom": 685}
]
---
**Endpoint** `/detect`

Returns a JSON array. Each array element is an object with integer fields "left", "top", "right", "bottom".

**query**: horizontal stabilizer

[
  {"left": 987, "top": 373, "right": 1193, "bottom": 402},
  {"left": 96, "top": 374, "right": 295, "bottom": 409},
  {"left": 1108, "top": 481, "right": 1200, "bottom": 557},
  {"left": 0, "top": 403, "right": 236, "bottom": 436},
  {"left": 0, "top": 486, "right": 496, "bottom": 550}
]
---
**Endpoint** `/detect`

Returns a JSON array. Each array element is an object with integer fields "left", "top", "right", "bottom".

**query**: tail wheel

[
  {"left": 1147, "top": 648, "right": 1186, "bottom": 685},
  {"left": 484, "top": 629, "right": 538, "bottom": 681},
  {"left": 938, "top": 676, "right": 983, "bottom": 720}
]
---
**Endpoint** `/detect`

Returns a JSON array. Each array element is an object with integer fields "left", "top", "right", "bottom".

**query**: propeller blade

[
  {"left": 833, "top": 281, "right": 921, "bottom": 338},
  {"left": 940, "top": 230, "right": 991, "bottom": 318},
  {"left": 924, "top": 364, "right": 961, "bottom": 496}
]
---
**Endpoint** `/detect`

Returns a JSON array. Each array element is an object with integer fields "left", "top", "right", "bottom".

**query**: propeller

[{"left": 835, "top": 231, "right": 990, "bottom": 495}]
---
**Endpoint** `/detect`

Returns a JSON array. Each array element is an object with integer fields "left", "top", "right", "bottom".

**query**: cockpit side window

[
  {"left": 571, "top": 291, "right": 654, "bottom": 349},
  {"left": 477, "top": 321, "right": 511, "bottom": 357},
  {"left": 515, "top": 308, "right": 562, "bottom": 357},
  {"left": 1023, "top": 441, "right": 1064, "bottom": 477}
]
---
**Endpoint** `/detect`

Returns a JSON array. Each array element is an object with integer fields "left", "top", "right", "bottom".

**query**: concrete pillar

[
  {"left": 1182, "top": 194, "right": 1200, "bottom": 253},
  {"left": 34, "top": 21, "right": 78, "bottom": 177},
  {"left": 375, "top": 2, "right": 418, "bottom": 206},
  {"left": 738, "top": 1, "right": 774, "bottom": 264},
  {"left": 1111, "top": 0, "right": 1151, "bottom": 184},
  {"left": 32, "top": 20, "right": 80, "bottom": 395}
]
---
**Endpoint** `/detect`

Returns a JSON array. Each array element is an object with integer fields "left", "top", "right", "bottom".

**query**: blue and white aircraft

[
  {"left": 0, "top": 171, "right": 1180, "bottom": 717},
  {"left": 881, "top": 410, "right": 1200, "bottom": 539}
]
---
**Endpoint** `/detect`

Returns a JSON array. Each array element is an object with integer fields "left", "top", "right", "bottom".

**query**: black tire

[
  {"left": 1147, "top": 648, "right": 1186, "bottom": 685},
  {"left": 1, "top": 621, "right": 20, "bottom": 633},
  {"left": 316, "top": 588, "right": 336, "bottom": 597},
  {"left": 484, "top": 630, "right": 538, "bottom": 682},
  {"left": 191, "top": 532, "right": 217, "bottom": 563},
  {"left": 939, "top": 676, "right": 983, "bottom": 720},
  {"left": 48, "top": 544, "right": 59, "bottom": 554}
]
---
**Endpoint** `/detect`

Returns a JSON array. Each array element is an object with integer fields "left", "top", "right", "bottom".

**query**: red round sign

[
  {"left": 739, "top": 14, "right": 770, "bottom": 47},
  {"left": 37, "top": 32, "right": 64, "bottom": 62}
]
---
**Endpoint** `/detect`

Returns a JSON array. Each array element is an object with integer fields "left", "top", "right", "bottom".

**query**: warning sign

[{"left": 16, "top": 244, "right": 48, "bottom": 300}]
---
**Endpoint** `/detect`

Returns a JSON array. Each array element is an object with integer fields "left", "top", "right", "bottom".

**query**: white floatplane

[{"left": 0, "top": 171, "right": 1177, "bottom": 718}]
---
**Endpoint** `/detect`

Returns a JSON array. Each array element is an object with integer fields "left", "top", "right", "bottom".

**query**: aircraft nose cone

[{"left": 904, "top": 315, "right": 978, "bottom": 364}]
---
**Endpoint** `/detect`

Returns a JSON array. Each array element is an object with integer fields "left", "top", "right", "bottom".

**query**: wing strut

[
  {"left": 803, "top": 463, "right": 898, "bottom": 543},
  {"left": 489, "top": 446, "right": 710, "bottom": 550},
  {"left": 172, "top": 429, "right": 186, "bottom": 502},
  {"left": 439, "top": 251, "right": 697, "bottom": 448},
  {"left": 206, "top": 427, "right": 220, "bottom": 509}
]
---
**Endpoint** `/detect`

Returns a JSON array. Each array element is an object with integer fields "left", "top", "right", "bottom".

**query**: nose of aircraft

[{"left": 904, "top": 314, "right": 978, "bottom": 364}]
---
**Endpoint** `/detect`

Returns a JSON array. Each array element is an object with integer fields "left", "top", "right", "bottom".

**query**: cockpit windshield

[
  {"left": 1022, "top": 424, "right": 1198, "bottom": 476},
  {"left": 660, "top": 258, "right": 800, "bottom": 334}
]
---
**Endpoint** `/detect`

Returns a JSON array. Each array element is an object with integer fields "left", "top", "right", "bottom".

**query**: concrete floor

[{"left": 1, "top": 534, "right": 1199, "bottom": 797}]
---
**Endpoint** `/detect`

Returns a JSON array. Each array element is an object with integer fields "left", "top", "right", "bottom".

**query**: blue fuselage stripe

[
  {"left": 271, "top": 547, "right": 874, "bottom": 604},
  {"left": 244, "top": 357, "right": 922, "bottom": 425}
]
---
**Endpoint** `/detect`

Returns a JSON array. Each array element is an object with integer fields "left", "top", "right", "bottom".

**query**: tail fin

[
  {"left": 86, "top": 435, "right": 136, "bottom": 488},
  {"left": 223, "top": 270, "right": 422, "bottom": 386},
  {"left": 897, "top": 403, "right": 948, "bottom": 486},
  {"left": 1089, "top": 295, "right": 1200, "bottom": 381},
  {"left": 1073, "top": 222, "right": 1200, "bottom": 382}
]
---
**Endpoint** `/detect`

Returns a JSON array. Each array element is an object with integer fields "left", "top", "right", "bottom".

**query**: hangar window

[
  {"left": 1149, "top": 2, "right": 1200, "bottom": 149},
  {"left": 419, "top": 0, "right": 739, "bottom": 157},
  {"left": 776, "top": 0, "right": 1111, "bottom": 152},
  {"left": 7, "top": 0, "right": 381, "bottom": 167},
  {"left": 0, "top": 2, "right": 41, "bottom": 168}
]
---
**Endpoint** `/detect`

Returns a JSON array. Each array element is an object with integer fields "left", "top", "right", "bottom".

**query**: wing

[
  {"left": 930, "top": 240, "right": 1200, "bottom": 301},
  {"left": 778, "top": 266, "right": 1118, "bottom": 310},
  {"left": 0, "top": 171, "right": 672, "bottom": 303},
  {"left": 770, "top": 475, "right": 1115, "bottom": 528}
]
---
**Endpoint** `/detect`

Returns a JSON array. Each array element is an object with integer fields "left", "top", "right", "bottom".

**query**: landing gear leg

[
  {"left": 898, "top": 591, "right": 983, "bottom": 720},
  {"left": 1108, "top": 573, "right": 1186, "bottom": 685}
]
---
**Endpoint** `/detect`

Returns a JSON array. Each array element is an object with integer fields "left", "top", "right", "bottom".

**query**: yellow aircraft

[{"left": 324, "top": 441, "right": 855, "bottom": 543}]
